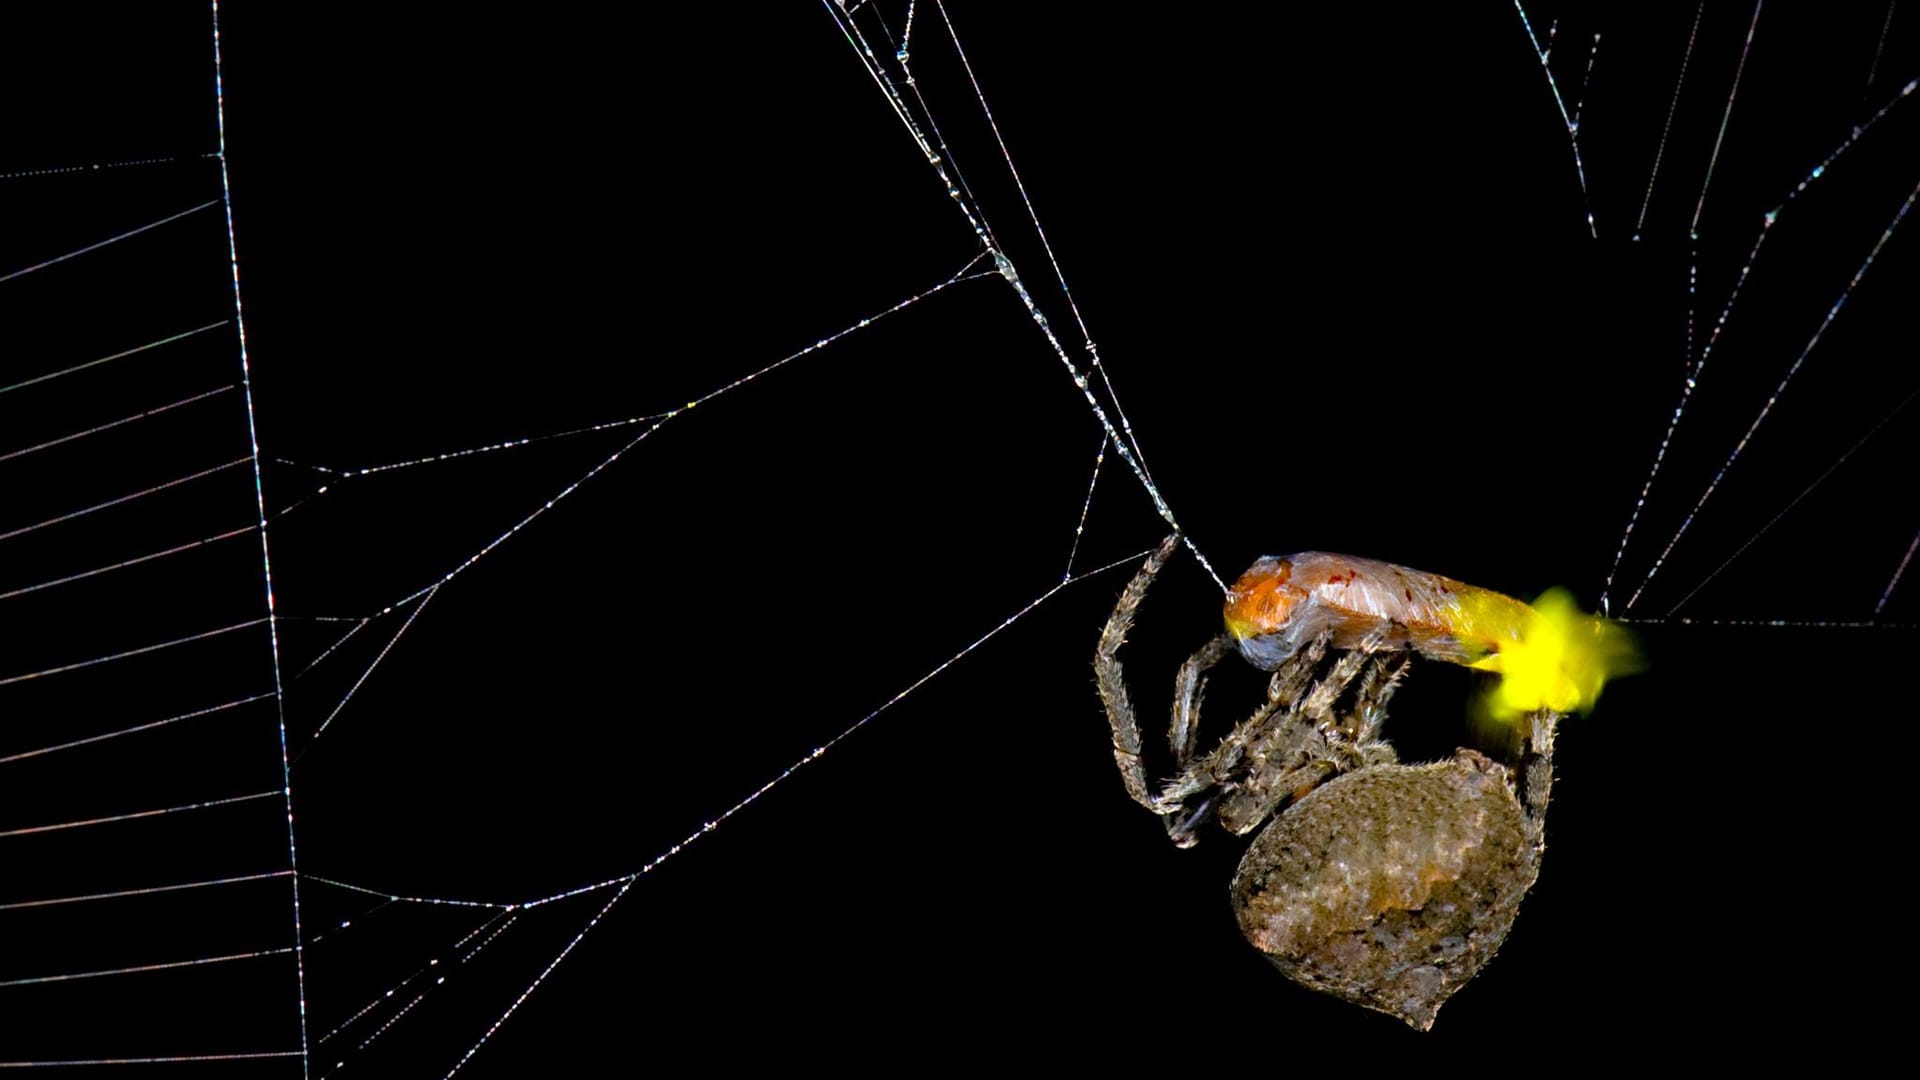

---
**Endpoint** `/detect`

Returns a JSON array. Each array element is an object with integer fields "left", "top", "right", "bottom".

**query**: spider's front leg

[
  {"left": 1157, "top": 632, "right": 1334, "bottom": 843},
  {"left": 1093, "top": 533, "right": 1182, "bottom": 813}
]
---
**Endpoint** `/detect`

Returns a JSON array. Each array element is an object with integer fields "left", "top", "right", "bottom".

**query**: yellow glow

[{"left": 1471, "top": 588, "right": 1641, "bottom": 722}]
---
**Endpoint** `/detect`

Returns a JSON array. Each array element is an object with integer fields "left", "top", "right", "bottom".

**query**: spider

[{"left": 1093, "top": 534, "right": 1587, "bottom": 1030}]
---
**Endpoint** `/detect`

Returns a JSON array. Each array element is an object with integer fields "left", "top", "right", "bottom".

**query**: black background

[{"left": 3, "top": 3, "right": 1918, "bottom": 1074}]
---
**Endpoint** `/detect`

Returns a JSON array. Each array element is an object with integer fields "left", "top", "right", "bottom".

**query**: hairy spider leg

[
  {"left": 1170, "top": 633, "right": 1234, "bottom": 768},
  {"left": 1148, "top": 633, "right": 1331, "bottom": 847},
  {"left": 1211, "top": 648, "right": 1406, "bottom": 838},
  {"left": 1518, "top": 709, "right": 1559, "bottom": 850},
  {"left": 1093, "top": 533, "right": 1182, "bottom": 813}
]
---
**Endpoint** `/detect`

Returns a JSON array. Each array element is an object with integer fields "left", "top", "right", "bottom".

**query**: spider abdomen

[{"left": 1228, "top": 753, "right": 1538, "bottom": 1030}]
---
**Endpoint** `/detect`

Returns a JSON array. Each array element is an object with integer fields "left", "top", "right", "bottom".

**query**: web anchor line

[
  {"left": 992, "top": 252, "right": 1224, "bottom": 590},
  {"left": 443, "top": 886, "right": 629, "bottom": 1078},
  {"left": 303, "top": 549, "right": 1149, "bottom": 922},
  {"left": 211, "top": 2, "right": 309, "bottom": 1072},
  {"left": 1659, "top": 384, "right": 1919, "bottom": 618},
  {"left": 318, "top": 913, "right": 520, "bottom": 1074},
  {"left": 1624, "top": 616, "right": 1919, "bottom": 629},
  {"left": 304, "top": 875, "right": 512, "bottom": 911},
  {"left": 296, "top": 585, "right": 440, "bottom": 760},
  {"left": 259, "top": 263, "right": 1000, "bottom": 540},
  {"left": 1635, "top": 1, "right": 1706, "bottom": 238},
  {"left": 1626, "top": 175, "right": 1920, "bottom": 612},
  {"left": 884, "top": 2, "right": 997, "bottom": 258},
  {"left": 1570, "top": 33, "right": 1601, "bottom": 130},
  {"left": 1511, "top": 1, "right": 1597, "bottom": 237},
  {"left": 307, "top": 898, "right": 396, "bottom": 949},
  {"left": 1062, "top": 432, "right": 1108, "bottom": 581},
  {"left": 315, "top": 908, "right": 509, "bottom": 1055},
  {"left": 1600, "top": 75, "right": 1919, "bottom": 613},
  {"left": 826, "top": 0, "right": 1225, "bottom": 592},
  {"left": 927, "top": 0, "right": 1155, "bottom": 475},
  {"left": 1866, "top": 1, "right": 1900, "bottom": 92},
  {"left": 276, "top": 409, "right": 672, "bottom": 481},
  {"left": 1878, "top": 526, "right": 1920, "bottom": 615},
  {"left": 294, "top": 618, "right": 374, "bottom": 680},
  {"left": 258, "top": 403, "right": 703, "bottom": 529},
  {"left": 441, "top": 536, "right": 1123, "bottom": 1079},
  {"left": 1691, "top": 1, "right": 1766, "bottom": 237},
  {"left": 289, "top": 256, "right": 986, "bottom": 621},
  {"left": 305, "top": 908, "right": 527, "bottom": 1066}
]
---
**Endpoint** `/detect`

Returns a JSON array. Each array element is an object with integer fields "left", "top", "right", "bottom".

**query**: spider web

[{"left": 2, "top": 2, "right": 1916, "bottom": 1073}]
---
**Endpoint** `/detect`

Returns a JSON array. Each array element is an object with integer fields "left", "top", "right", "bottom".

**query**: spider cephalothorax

[{"left": 1094, "top": 534, "right": 1584, "bottom": 1029}]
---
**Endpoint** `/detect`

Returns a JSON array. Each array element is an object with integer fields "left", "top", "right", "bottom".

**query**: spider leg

[
  {"left": 1518, "top": 708, "right": 1562, "bottom": 851},
  {"left": 1296, "top": 647, "right": 1372, "bottom": 730},
  {"left": 1293, "top": 626, "right": 1408, "bottom": 756},
  {"left": 1217, "top": 648, "right": 1408, "bottom": 835},
  {"left": 1217, "top": 753, "right": 1336, "bottom": 837},
  {"left": 1093, "top": 533, "right": 1182, "bottom": 812},
  {"left": 1344, "top": 651, "right": 1411, "bottom": 750},
  {"left": 1157, "top": 633, "right": 1332, "bottom": 843},
  {"left": 1264, "top": 633, "right": 1327, "bottom": 710},
  {"left": 1170, "top": 632, "right": 1233, "bottom": 768}
]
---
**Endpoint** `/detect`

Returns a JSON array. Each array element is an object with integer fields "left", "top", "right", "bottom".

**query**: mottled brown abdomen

[{"left": 1229, "top": 753, "right": 1539, "bottom": 1029}]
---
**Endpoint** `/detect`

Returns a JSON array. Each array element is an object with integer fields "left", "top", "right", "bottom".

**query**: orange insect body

[
  {"left": 1224, "top": 552, "right": 1639, "bottom": 720},
  {"left": 1225, "top": 552, "right": 1533, "bottom": 670}
]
